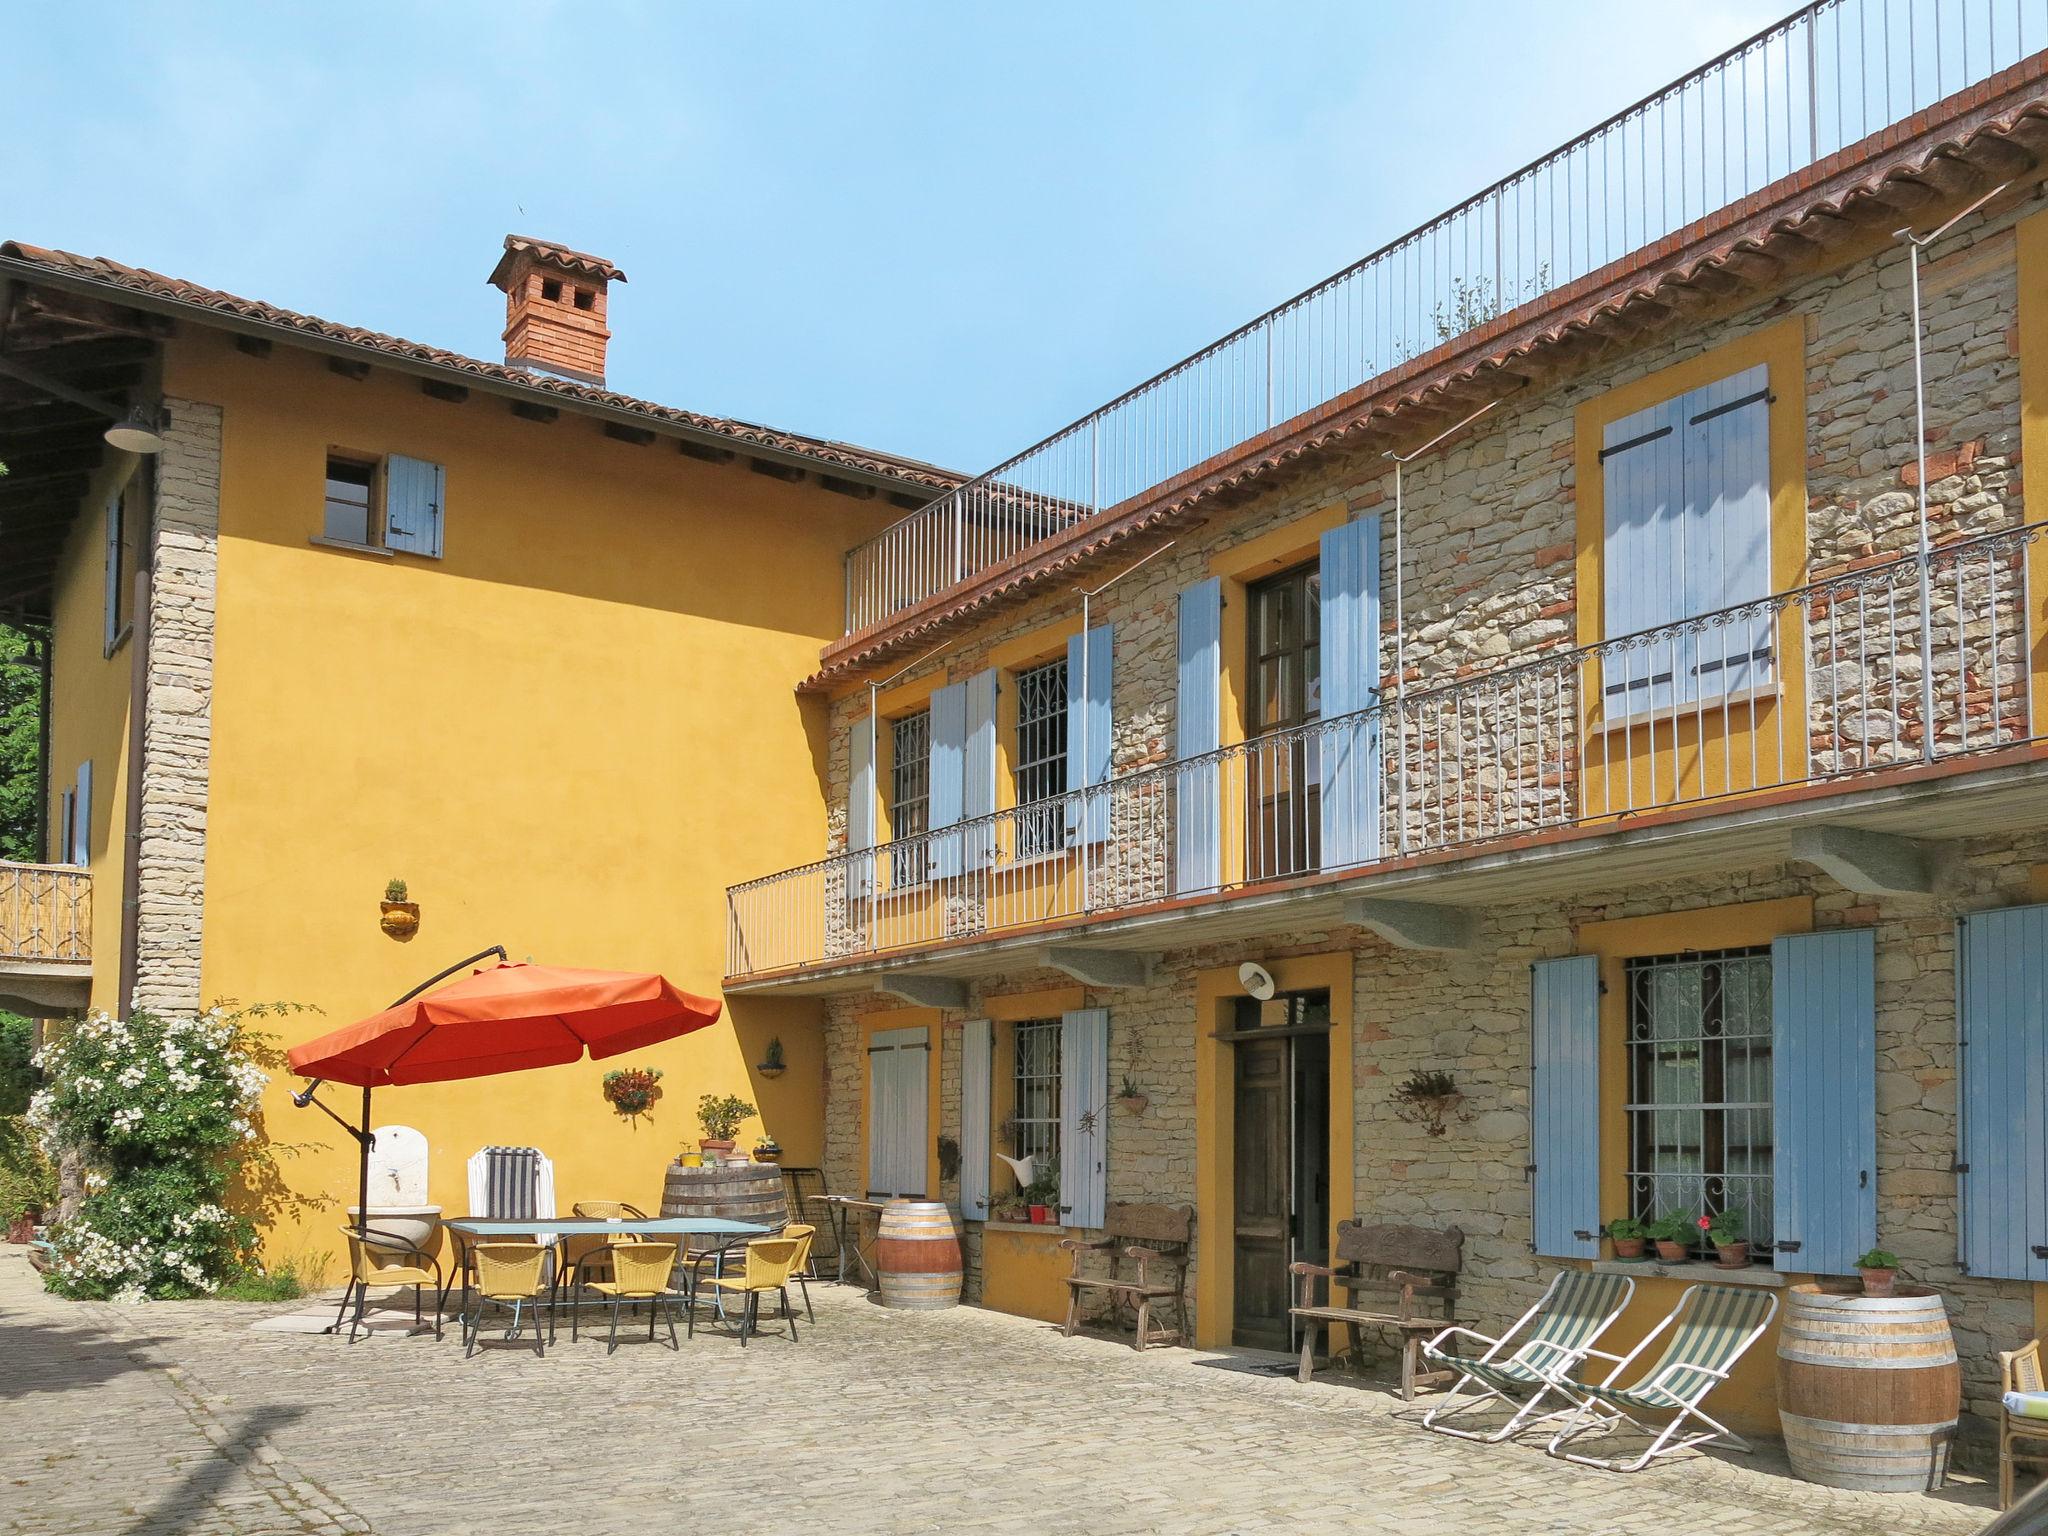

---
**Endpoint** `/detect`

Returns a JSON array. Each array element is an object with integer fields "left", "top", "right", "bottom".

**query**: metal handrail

[
  {"left": 736, "top": 523, "right": 2044, "bottom": 977},
  {"left": 843, "top": 0, "right": 2048, "bottom": 634}
]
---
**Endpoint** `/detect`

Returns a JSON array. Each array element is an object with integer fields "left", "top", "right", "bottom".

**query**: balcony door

[{"left": 1245, "top": 562, "right": 1322, "bottom": 880}]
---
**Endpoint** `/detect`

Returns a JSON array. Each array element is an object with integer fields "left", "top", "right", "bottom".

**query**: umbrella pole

[{"left": 357, "top": 1084, "right": 373, "bottom": 1235}]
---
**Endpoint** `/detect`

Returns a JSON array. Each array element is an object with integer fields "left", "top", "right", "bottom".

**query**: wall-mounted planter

[
  {"left": 1116, "top": 1092, "right": 1149, "bottom": 1116},
  {"left": 379, "top": 901, "right": 420, "bottom": 941},
  {"left": 756, "top": 1064, "right": 785, "bottom": 1079}
]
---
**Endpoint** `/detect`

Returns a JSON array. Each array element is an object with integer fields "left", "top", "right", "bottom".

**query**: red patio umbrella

[{"left": 287, "top": 945, "right": 723, "bottom": 1259}]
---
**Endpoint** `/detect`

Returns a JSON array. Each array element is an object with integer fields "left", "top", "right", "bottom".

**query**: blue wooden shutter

[
  {"left": 1175, "top": 579, "right": 1222, "bottom": 895},
  {"left": 1772, "top": 928, "right": 1877, "bottom": 1275},
  {"left": 384, "top": 454, "right": 445, "bottom": 557},
  {"left": 929, "top": 681, "right": 967, "bottom": 879},
  {"left": 1318, "top": 516, "right": 1382, "bottom": 870},
  {"left": 1601, "top": 393, "right": 1686, "bottom": 713},
  {"left": 1059, "top": 1008, "right": 1109, "bottom": 1229},
  {"left": 1680, "top": 365, "right": 1772, "bottom": 700},
  {"left": 960, "top": 1019, "right": 992, "bottom": 1220},
  {"left": 1959, "top": 904, "right": 2048, "bottom": 1281},
  {"left": 72, "top": 761, "right": 93, "bottom": 867},
  {"left": 1065, "top": 623, "right": 1113, "bottom": 845},
  {"left": 962, "top": 669, "right": 999, "bottom": 871},
  {"left": 848, "top": 720, "right": 875, "bottom": 900},
  {"left": 1531, "top": 956, "right": 1600, "bottom": 1259}
]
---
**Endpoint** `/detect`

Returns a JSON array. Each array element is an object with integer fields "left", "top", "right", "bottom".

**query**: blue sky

[{"left": 5, "top": 2, "right": 1786, "bottom": 473}]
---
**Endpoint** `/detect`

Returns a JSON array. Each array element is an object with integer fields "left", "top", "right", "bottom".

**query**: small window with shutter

[{"left": 317, "top": 451, "right": 445, "bottom": 558}]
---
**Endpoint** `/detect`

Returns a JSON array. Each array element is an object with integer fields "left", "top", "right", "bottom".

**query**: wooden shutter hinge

[
  {"left": 1775, "top": 1240, "right": 1802, "bottom": 1254},
  {"left": 1573, "top": 1229, "right": 1596, "bottom": 1242},
  {"left": 2033, "top": 1246, "right": 2048, "bottom": 1261},
  {"left": 1952, "top": 1161, "right": 1971, "bottom": 1174}
]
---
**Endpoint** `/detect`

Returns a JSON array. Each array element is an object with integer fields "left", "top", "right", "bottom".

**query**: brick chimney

[{"left": 486, "top": 235, "right": 627, "bottom": 386}]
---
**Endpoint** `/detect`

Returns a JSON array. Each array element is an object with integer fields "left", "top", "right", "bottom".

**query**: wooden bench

[
  {"left": 1059, "top": 1203, "right": 1194, "bottom": 1350},
  {"left": 1289, "top": 1220, "right": 1463, "bottom": 1398}
]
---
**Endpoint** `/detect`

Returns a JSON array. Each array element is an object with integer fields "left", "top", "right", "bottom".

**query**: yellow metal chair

[
  {"left": 782, "top": 1222, "right": 818, "bottom": 1323},
  {"left": 563, "top": 1200, "right": 647, "bottom": 1292},
  {"left": 463, "top": 1241, "right": 550, "bottom": 1358},
  {"left": 337, "top": 1224, "right": 443, "bottom": 1343},
  {"left": 2000, "top": 1338, "right": 2048, "bottom": 1508},
  {"left": 690, "top": 1235, "right": 802, "bottom": 1347},
  {"left": 572, "top": 1240, "right": 683, "bottom": 1354}
]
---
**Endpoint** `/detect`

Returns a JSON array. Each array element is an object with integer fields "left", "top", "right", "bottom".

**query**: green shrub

[
  {"left": 29, "top": 1004, "right": 298, "bottom": 1299},
  {"left": 0, "top": 1114, "right": 55, "bottom": 1222}
]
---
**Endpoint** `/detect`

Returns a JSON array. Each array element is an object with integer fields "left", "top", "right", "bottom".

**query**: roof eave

[{"left": 0, "top": 254, "right": 940, "bottom": 499}]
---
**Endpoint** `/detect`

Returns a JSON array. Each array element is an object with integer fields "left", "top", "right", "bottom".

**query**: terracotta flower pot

[
  {"left": 1860, "top": 1266, "right": 1898, "bottom": 1297},
  {"left": 1029, "top": 1204, "right": 1052, "bottom": 1225},
  {"left": 379, "top": 900, "right": 420, "bottom": 940},
  {"left": 1715, "top": 1240, "right": 1749, "bottom": 1269},
  {"left": 757, "top": 1064, "right": 786, "bottom": 1079},
  {"left": 1654, "top": 1239, "right": 1689, "bottom": 1263},
  {"left": 1612, "top": 1237, "right": 1646, "bottom": 1260},
  {"left": 1117, "top": 1093, "right": 1149, "bottom": 1116},
  {"left": 6, "top": 1213, "right": 36, "bottom": 1244},
  {"left": 699, "top": 1138, "right": 735, "bottom": 1156}
]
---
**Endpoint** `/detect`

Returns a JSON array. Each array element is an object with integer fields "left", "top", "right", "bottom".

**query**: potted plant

[
  {"left": 1391, "top": 1069, "right": 1471, "bottom": 1138},
  {"left": 1647, "top": 1212, "right": 1692, "bottom": 1263},
  {"left": 1606, "top": 1216, "right": 1649, "bottom": 1261},
  {"left": 1856, "top": 1247, "right": 1901, "bottom": 1297},
  {"left": 1116, "top": 1074, "right": 1148, "bottom": 1116},
  {"left": 757, "top": 1036, "right": 787, "bottom": 1080},
  {"left": 695, "top": 1092, "right": 754, "bottom": 1158},
  {"left": 752, "top": 1136, "right": 782, "bottom": 1164},
  {"left": 1024, "top": 1159, "right": 1060, "bottom": 1225},
  {"left": 379, "top": 877, "right": 420, "bottom": 940},
  {"left": 601, "top": 1065, "right": 663, "bottom": 1120},
  {"left": 1703, "top": 1209, "right": 1748, "bottom": 1268}
]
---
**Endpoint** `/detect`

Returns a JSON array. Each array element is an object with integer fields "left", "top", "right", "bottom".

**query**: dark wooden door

[
  {"left": 1245, "top": 563, "right": 1322, "bottom": 880},
  {"left": 1232, "top": 1035, "right": 1292, "bottom": 1349}
]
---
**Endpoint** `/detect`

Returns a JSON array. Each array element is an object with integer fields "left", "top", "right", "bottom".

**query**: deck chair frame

[
  {"left": 1420, "top": 1269, "right": 1635, "bottom": 1443},
  {"left": 1545, "top": 1282, "right": 1779, "bottom": 1473}
]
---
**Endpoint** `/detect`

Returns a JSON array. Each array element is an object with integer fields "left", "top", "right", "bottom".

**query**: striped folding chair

[
  {"left": 1419, "top": 1269, "right": 1635, "bottom": 1442},
  {"left": 1546, "top": 1282, "right": 1780, "bottom": 1472}
]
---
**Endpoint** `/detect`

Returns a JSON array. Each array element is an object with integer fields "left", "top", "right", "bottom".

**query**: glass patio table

[{"left": 437, "top": 1216, "right": 769, "bottom": 1338}]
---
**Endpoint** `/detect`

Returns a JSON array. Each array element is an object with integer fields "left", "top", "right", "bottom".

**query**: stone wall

[
  {"left": 822, "top": 831, "right": 2048, "bottom": 1447},
  {"left": 130, "top": 397, "right": 220, "bottom": 1017}
]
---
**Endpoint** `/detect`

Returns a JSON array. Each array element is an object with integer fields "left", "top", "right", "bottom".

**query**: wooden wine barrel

[
  {"left": 660, "top": 1161, "right": 788, "bottom": 1232},
  {"left": 1777, "top": 1284, "right": 1961, "bottom": 1492},
  {"left": 875, "top": 1200, "right": 962, "bottom": 1310}
]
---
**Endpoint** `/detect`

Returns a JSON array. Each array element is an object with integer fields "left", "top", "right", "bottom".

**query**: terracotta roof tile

[
  {"left": 487, "top": 234, "right": 627, "bottom": 286},
  {"left": 0, "top": 241, "right": 960, "bottom": 492}
]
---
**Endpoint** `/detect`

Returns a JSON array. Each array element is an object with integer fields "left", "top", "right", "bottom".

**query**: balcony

[
  {"left": 735, "top": 524, "right": 2047, "bottom": 988},
  {"left": 0, "top": 861, "right": 93, "bottom": 1016},
  {"left": 840, "top": 0, "right": 2046, "bottom": 641}
]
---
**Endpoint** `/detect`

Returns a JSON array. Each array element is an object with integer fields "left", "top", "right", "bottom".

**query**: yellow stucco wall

[
  {"left": 44, "top": 454, "right": 147, "bottom": 1010},
  {"left": 156, "top": 329, "right": 898, "bottom": 1278}
]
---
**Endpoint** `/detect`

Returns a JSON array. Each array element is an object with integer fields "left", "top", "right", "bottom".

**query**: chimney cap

[{"left": 486, "top": 234, "right": 627, "bottom": 291}]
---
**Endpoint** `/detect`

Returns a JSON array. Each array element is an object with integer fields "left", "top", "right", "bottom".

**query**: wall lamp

[{"left": 0, "top": 353, "right": 165, "bottom": 454}]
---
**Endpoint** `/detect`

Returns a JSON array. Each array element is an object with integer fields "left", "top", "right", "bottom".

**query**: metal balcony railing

[
  {"left": 736, "top": 523, "right": 2043, "bottom": 979},
  {"left": 0, "top": 861, "right": 91, "bottom": 964},
  {"left": 843, "top": 0, "right": 2048, "bottom": 635}
]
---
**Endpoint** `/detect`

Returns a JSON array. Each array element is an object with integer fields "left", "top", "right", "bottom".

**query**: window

[
  {"left": 1013, "top": 657, "right": 1068, "bottom": 857},
  {"left": 1012, "top": 1019, "right": 1062, "bottom": 1169},
  {"left": 323, "top": 456, "right": 377, "bottom": 545},
  {"left": 888, "top": 710, "right": 930, "bottom": 887},
  {"left": 1246, "top": 561, "right": 1323, "bottom": 878},
  {"left": 1600, "top": 364, "right": 1773, "bottom": 712},
  {"left": 103, "top": 468, "right": 144, "bottom": 652},
  {"left": 1625, "top": 946, "right": 1773, "bottom": 1254}
]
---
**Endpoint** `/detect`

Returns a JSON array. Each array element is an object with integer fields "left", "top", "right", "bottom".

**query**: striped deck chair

[
  {"left": 1419, "top": 1269, "right": 1635, "bottom": 1442},
  {"left": 1546, "top": 1283, "right": 1779, "bottom": 1472}
]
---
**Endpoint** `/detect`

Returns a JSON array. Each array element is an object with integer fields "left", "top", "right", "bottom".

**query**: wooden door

[
  {"left": 1232, "top": 1035, "right": 1292, "bottom": 1349},
  {"left": 1245, "top": 563, "right": 1322, "bottom": 879}
]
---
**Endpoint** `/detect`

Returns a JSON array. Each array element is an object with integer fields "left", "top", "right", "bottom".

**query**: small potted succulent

[
  {"left": 1024, "top": 1159, "right": 1061, "bottom": 1225},
  {"left": 1647, "top": 1212, "right": 1692, "bottom": 1264},
  {"left": 756, "top": 1036, "right": 787, "bottom": 1080},
  {"left": 379, "top": 877, "right": 420, "bottom": 940},
  {"left": 1703, "top": 1209, "right": 1748, "bottom": 1268},
  {"left": 695, "top": 1092, "right": 754, "bottom": 1158},
  {"left": 752, "top": 1136, "right": 783, "bottom": 1164},
  {"left": 1856, "top": 1247, "right": 1901, "bottom": 1297},
  {"left": 601, "top": 1065, "right": 663, "bottom": 1121},
  {"left": 1116, "top": 1074, "right": 1148, "bottom": 1116},
  {"left": 1606, "top": 1216, "right": 1649, "bottom": 1261}
]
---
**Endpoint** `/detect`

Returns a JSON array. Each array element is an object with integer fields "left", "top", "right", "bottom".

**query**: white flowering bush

[{"left": 29, "top": 1004, "right": 292, "bottom": 1299}]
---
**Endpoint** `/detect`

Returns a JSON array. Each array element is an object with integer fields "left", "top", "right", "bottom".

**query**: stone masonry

[{"left": 130, "top": 397, "right": 219, "bottom": 1018}]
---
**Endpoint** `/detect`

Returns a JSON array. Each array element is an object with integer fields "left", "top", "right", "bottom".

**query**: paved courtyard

[{"left": 0, "top": 1249, "right": 2004, "bottom": 1536}]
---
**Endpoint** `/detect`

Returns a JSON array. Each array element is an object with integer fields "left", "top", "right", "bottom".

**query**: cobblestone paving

[{"left": 0, "top": 1250, "right": 2000, "bottom": 1536}]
